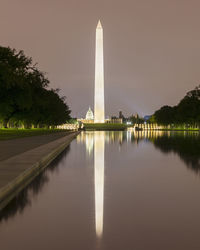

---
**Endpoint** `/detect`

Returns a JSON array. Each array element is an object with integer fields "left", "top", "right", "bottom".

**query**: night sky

[{"left": 1, "top": 0, "right": 200, "bottom": 117}]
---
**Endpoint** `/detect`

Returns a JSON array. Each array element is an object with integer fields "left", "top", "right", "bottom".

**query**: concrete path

[
  {"left": 0, "top": 132, "right": 70, "bottom": 162},
  {"left": 0, "top": 131, "right": 79, "bottom": 211}
]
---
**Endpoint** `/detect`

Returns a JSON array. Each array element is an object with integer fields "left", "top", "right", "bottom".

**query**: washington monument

[{"left": 94, "top": 20, "right": 105, "bottom": 123}]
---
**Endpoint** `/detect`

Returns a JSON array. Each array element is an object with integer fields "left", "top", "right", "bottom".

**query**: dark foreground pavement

[
  {"left": 0, "top": 131, "right": 79, "bottom": 211},
  {"left": 0, "top": 131, "right": 70, "bottom": 162}
]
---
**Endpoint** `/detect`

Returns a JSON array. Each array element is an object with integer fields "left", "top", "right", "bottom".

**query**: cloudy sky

[{"left": 1, "top": 0, "right": 200, "bottom": 117}]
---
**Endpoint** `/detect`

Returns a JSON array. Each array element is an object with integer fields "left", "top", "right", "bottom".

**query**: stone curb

[{"left": 0, "top": 131, "right": 80, "bottom": 211}]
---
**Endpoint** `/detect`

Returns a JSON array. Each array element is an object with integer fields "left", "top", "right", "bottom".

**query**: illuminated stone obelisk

[{"left": 94, "top": 20, "right": 105, "bottom": 123}]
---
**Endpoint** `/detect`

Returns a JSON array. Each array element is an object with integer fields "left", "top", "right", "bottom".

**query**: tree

[
  {"left": 37, "top": 89, "right": 71, "bottom": 126},
  {"left": 154, "top": 105, "right": 175, "bottom": 125},
  {"left": 176, "top": 85, "right": 200, "bottom": 124},
  {"left": 0, "top": 47, "right": 33, "bottom": 127},
  {"left": 0, "top": 46, "right": 71, "bottom": 128},
  {"left": 152, "top": 85, "right": 200, "bottom": 126}
]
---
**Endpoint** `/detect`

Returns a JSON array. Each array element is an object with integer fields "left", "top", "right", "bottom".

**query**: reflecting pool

[{"left": 0, "top": 131, "right": 200, "bottom": 250}]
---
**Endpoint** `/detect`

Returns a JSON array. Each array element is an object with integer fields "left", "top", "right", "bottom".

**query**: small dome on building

[{"left": 86, "top": 107, "right": 94, "bottom": 120}]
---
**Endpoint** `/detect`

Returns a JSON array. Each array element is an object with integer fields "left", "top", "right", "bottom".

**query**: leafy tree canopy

[
  {"left": 152, "top": 85, "right": 200, "bottom": 125},
  {"left": 0, "top": 46, "right": 71, "bottom": 128}
]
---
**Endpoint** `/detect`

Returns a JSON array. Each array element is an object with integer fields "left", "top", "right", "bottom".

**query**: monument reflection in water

[
  {"left": 1, "top": 130, "right": 200, "bottom": 250},
  {"left": 81, "top": 130, "right": 200, "bottom": 240},
  {"left": 94, "top": 132, "right": 104, "bottom": 238},
  {"left": 83, "top": 131, "right": 105, "bottom": 238}
]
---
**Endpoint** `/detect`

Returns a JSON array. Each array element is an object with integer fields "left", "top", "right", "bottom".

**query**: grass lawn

[
  {"left": 84, "top": 123, "right": 127, "bottom": 131},
  {"left": 0, "top": 128, "right": 69, "bottom": 141},
  {"left": 157, "top": 127, "right": 200, "bottom": 131}
]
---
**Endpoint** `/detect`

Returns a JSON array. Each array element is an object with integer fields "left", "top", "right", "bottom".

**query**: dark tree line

[
  {"left": 0, "top": 46, "right": 71, "bottom": 128},
  {"left": 151, "top": 85, "right": 200, "bottom": 126},
  {"left": 129, "top": 114, "right": 144, "bottom": 125}
]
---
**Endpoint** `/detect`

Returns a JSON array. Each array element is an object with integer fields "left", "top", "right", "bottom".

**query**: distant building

[
  {"left": 119, "top": 110, "right": 123, "bottom": 119},
  {"left": 77, "top": 107, "right": 94, "bottom": 124},
  {"left": 106, "top": 117, "right": 123, "bottom": 124},
  {"left": 86, "top": 107, "right": 94, "bottom": 120}
]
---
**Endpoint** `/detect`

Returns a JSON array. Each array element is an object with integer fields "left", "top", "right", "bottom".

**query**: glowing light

[
  {"left": 94, "top": 132, "right": 105, "bottom": 238},
  {"left": 86, "top": 132, "right": 94, "bottom": 155},
  {"left": 94, "top": 20, "right": 105, "bottom": 123}
]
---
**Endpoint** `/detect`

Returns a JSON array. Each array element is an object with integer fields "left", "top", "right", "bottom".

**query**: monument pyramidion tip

[{"left": 97, "top": 20, "right": 102, "bottom": 29}]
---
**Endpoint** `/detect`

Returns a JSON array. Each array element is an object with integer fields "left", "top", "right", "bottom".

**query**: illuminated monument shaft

[{"left": 95, "top": 20, "right": 105, "bottom": 123}]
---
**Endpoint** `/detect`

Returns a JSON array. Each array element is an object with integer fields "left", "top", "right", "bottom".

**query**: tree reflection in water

[
  {"left": 1, "top": 131, "right": 199, "bottom": 223},
  {"left": 127, "top": 130, "right": 200, "bottom": 172},
  {"left": 151, "top": 133, "right": 200, "bottom": 172},
  {"left": 78, "top": 130, "right": 200, "bottom": 172},
  {"left": 0, "top": 146, "right": 70, "bottom": 222}
]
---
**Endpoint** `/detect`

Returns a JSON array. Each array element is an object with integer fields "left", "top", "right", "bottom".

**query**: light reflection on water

[
  {"left": 78, "top": 131, "right": 105, "bottom": 238},
  {"left": 0, "top": 131, "right": 200, "bottom": 250},
  {"left": 78, "top": 130, "right": 200, "bottom": 246},
  {"left": 78, "top": 130, "right": 200, "bottom": 171},
  {"left": 94, "top": 132, "right": 104, "bottom": 238}
]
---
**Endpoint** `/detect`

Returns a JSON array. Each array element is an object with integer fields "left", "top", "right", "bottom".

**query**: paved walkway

[
  {"left": 0, "top": 132, "right": 70, "bottom": 162},
  {"left": 0, "top": 131, "right": 79, "bottom": 210}
]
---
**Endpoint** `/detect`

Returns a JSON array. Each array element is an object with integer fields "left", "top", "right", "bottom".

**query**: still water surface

[{"left": 0, "top": 131, "right": 200, "bottom": 250}]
